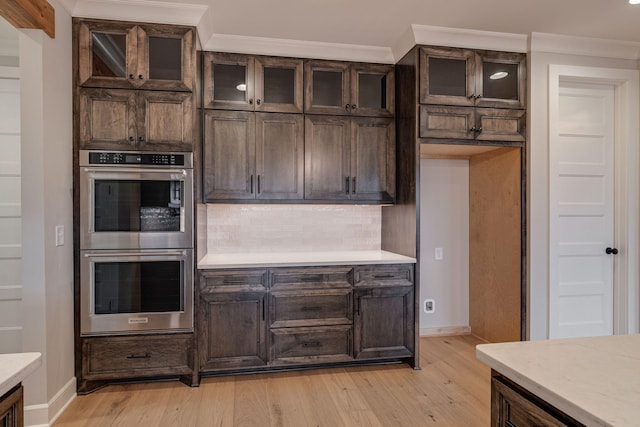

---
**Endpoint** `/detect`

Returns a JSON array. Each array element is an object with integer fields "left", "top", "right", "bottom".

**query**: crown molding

[
  {"left": 412, "top": 24, "right": 528, "bottom": 53},
  {"left": 69, "top": 0, "right": 207, "bottom": 27},
  {"left": 204, "top": 34, "right": 395, "bottom": 64},
  {"left": 530, "top": 32, "right": 640, "bottom": 60}
]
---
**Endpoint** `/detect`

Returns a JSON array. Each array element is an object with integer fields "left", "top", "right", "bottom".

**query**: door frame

[{"left": 548, "top": 64, "right": 639, "bottom": 335}]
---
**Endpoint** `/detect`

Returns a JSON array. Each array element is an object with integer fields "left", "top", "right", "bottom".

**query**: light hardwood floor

[{"left": 54, "top": 335, "right": 490, "bottom": 426}]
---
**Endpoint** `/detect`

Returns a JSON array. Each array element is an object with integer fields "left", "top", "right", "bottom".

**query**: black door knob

[{"left": 606, "top": 247, "right": 619, "bottom": 255}]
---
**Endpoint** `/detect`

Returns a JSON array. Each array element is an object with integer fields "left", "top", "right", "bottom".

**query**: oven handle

[
  {"left": 82, "top": 167, "right": 188, "bottom": 176},
  {"left": 84, "top": 251, "right": 187, "bottom": 258}
]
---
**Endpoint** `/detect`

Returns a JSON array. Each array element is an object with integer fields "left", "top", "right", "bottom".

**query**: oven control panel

[{"left": 83, "top": 151, "right": 191, "bottom": 168}]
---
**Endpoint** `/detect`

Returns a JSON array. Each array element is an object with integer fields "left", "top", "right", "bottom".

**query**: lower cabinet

[
  {"left": 197, "top": 263, "right": 415, "bottom": 376},
  {"left": 492, "top": 374, "right": 585, "bottom": 427},
  {"left": 0, "top": 385, "right": 23, "bottom": 427},
  {"left": 79, "top": 333, "right": 194, "bottom": 393}
]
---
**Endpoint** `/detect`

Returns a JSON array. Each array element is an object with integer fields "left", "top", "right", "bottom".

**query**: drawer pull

[
  {"left": 222, "top": 279, "right": 247, "bottom": 285},
  {"left": 301, "top": 306, "right": 321, "bottom": 312},
  {"left": 302, "top": 342, "right": 322, "bottom": 348},
  {"left": 126, "top": 353, "right": 151, "bottom": 359},
  {"left": 373, "top": 274, "right": 396, "bottom": 279},
  {"left": 300, "top": 275, "right": 323, "bottom": 282}
]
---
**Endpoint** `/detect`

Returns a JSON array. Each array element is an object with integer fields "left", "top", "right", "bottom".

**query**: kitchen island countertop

[
  {"left": 476, "top": 334, "right": 640, "bottom": 427},
  {"left": 197, "top": 250, "right": 416, "bottom": 269},
  {"left": 0, "top": 352, "right": 41, "bottom": 398}
]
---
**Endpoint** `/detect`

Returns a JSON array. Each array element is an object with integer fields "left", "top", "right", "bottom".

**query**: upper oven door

[{"left": 80, "top": 166, "right": 193, "bottom": 250}]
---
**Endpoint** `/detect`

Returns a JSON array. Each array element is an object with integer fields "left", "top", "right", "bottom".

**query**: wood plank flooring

[{"left": 53, "top": 335, "right": 490, "bottom": 427}]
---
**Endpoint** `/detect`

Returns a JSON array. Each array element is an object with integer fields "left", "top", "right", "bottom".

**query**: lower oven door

[{"left": 80, "top": 249, "right": 193, "bottom": 335}]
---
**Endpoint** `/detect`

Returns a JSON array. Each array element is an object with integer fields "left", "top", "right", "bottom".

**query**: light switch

[
  {"left": 55, "top": 225, "right": 64, "bottom": 247},
  {"left": 435, "top": 247, "right": 443, "bottom": 260}
]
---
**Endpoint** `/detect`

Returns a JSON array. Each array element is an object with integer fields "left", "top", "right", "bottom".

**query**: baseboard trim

[
  {"left": 24, "top": 377, "right": 76, "bottom": 427},
  {"left": 420, "top": 326, "right": 471, "bottom": 337}
]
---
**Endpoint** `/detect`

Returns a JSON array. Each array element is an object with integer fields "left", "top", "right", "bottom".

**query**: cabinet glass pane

[
  {"left": 312, "top": 70, "right": 343, "bottom": 106},
  {"left": 213, "top": 64, "right": 248, "bottom": 102},
  {"left": 148, "top": 37, "right": 182, "bottom": 81},
  {"left": 91, "top": 33, "right": 127, "bottom": 78},
  {"left": 358, "top": 73, "right": 387, "bottom": 109},
  {"left": 263, "top": 67, "right": 295, "bottom": 105},
  {"left": 482, "top": 61, "right": 519, "bottom": 100},
  {"left": 428, "top": 57, "right": 467, "bottom": 97}
]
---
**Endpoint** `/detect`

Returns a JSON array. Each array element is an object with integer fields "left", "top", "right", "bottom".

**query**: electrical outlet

[
  {"left": 435, "top": 247, "right": 443, "bottom": 260},
  {"left": 424, "top": 298, "right": 435, "bottom": 313},
  {"left": 55, "top": 225, "right": 64, "bottom": 247}
]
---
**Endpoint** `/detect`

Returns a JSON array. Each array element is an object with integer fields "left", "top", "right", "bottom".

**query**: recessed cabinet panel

[
  {"left": 476, "top": 108, "right": 526, "bottom": 142},
  {"left": 482, "top": 61, "right": 519, "bottom": 101},
  {"left": 147, "top": 36, "right": 182, "bottom": 81},
  {"left": 304, "top": 115, "right": 351, "bottom": 199},
  {"left": 352, "top": 63, "right": 394, "bottom": 117},
  {"left": 419, "top": 105, "right": 475, "bottom": 140},
  {"left": 420, "top": 47, "right": 475, "bottom": 106},
  {"left": 255, "top": 57, "right": 304, "bottom": 113},
  {"left": 79, "top": 88, "right": 137, "bottom": 149},
  {"left": 203, "top": 53, "right": 254, "bottom": 110},
  {"left": 304, "top": 61, "right": 350, "bottom": 115},
  {"left": 270, "top": 325, "right": 353, "bottom": 365},
  {"left": 91, "top": 32, "right": 127, "bottom": 78},
  {"left": 139, "top": 91, "right": 193, "bottom": 150},
  {"left": 203, "top": 110, "right": 256, "bottom": 200}
]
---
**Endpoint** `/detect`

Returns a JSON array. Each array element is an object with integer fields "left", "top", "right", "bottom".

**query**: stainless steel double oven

[{"left": 79, "top": 150, "right": 193, "bottom": 335}]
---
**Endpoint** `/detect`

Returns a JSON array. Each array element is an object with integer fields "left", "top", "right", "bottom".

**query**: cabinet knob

[
  {"left": 138, "top": 74, "right": 144, "bottom": 80},
  {"left": 138, "top": 136, "right": 144, "bottom": 142},
  {"left": 256, "top": 99, "right": 261, "bottom": 105},
  {"left": 468, "top": 94, "right": 475, "bottom": 100},
  {"left": 345, "top": 104, "right": 350, "bottom": 112},
  {"left": 476, "top": 127, "right": 483, "bottom": 134},
  {"left": 129, "top": 136, "right": 134, "bottom": 142},
  {"left": 351, "top": 104, "right": 357, "bottom": 111},
  {"left": 249, "top": 98, "right": 254, "bottom": 105},
  {"left": 469, "top": 127, "right": 477, "bottom": 133},
  {"left": 128, "top": 74, "right": 134, "bottom": 80}
]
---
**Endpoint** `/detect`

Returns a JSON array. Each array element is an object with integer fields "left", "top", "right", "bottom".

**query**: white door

[
  {"left": 0, "top": 66, "right": 21, "bottom": 353},
  {"left": 549, "top": 82, "right": 615, "bottom": 339}
]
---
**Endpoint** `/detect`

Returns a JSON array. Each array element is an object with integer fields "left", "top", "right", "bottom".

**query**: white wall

[
  {"left": 0, "top": 64, "right": 21, "bottom": 353},
  {"left": 419, "top": 158, "right": 469, "bottom": 334},
  {"left": 19, "top": 1, "right": 76, "bottom": 424},
  {"left": 528, "top": 48, "right": 639, "bottom": 340}
]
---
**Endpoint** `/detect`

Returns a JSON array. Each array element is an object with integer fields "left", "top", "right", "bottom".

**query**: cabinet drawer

[
  {"left": 270, "top": 289, "right": 352, "bottom": 327},
  {"left": 270, "top": 266, "right": 352, "bottom": 290},
  {"left": 270, "top": 325, "right": 353, "bottom": 365},
  {"left": 354, "top": 264, "right": 413, "bottom": 287},
  {"left": 83, "top": 334, "right": 192, "bottom": 380},
  {"left": 199, "top": 269, "right": 268, "bottom": 291}
]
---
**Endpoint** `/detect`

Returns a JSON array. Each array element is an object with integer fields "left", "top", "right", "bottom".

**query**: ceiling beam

[{"left": 0, "top": 0, "right": 55, "bottom": 38}]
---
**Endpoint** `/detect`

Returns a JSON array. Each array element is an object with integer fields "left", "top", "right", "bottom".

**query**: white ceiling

[{"left": 8, "top": 0, "right": 640, "bottom": 61}]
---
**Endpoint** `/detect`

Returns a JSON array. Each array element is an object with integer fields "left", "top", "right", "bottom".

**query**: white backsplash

[{"left": 206, "top": 204, "right": 381, "bottom": 253}]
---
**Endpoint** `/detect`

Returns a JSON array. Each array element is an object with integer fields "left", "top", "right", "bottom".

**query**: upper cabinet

[
  {"left": 203, "top": 52, "right": 304, "bottom": 113},
  {"left": 419, "top": 46, "right": 526, "bottom": 109},
  {"left": 77, "top": 19, "right": 195, "bottom": 92},
  {"left": 305, "top": 60, "right": 394, "bottom": 117}
]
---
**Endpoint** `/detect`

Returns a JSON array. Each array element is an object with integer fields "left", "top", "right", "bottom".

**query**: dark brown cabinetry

[
  {"left": 203, "top": 52, "right": 303, "bottom": 113},
  {"left": 304, "top": 60, "right": 394, "bottom": 117},
  {"left": 0, "top": 385, "right": 23, "bottom": 427},
  {"left": 198, "top": 269, "right": 268, "bottom": 371},
  {"left": 197, "top": 263, "right": 414, "bottom": 376},
  {"left": 78, "top": 88, "right": 193, "bottom": 150},
  {"left": 418, "top": 46, "right": 526, "bottom": 144},
  {"left": 77, "top": 19, "right": 195, "bottom": 91},
  {"left": 304, "top": 115, "right": 395, "bottom": 202},
  {"left": 492, "top": 374, "right": 584, "bottom": 427},
  {"left": 203, "top": 110, "right": 304, "bottom": 201},
  {"left": 353, "top": 265, "right": 414, "bottom": 360}
]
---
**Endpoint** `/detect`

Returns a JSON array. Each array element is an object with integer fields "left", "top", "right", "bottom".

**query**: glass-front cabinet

[
  {"left": 77, "top": 20, "right": 195, "bottom": 91},
  {"left": 419, "top": 46, "right": 525, "bottom": 109},
  {"left": 305, "top": 60, "right": 394, "bottom": 116},
  {"left": 203, "top": 52, "right": 303, "bottom": 113}
]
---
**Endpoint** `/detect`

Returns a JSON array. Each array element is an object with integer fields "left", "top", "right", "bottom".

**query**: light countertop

[
  {"left": 0, "top": 352, "right": 41, "bottom": 398},
  {"left": 197, "top": 250, "right": 417, "bottom": 269},
  {"left": 476, "top": 334, "right": 640, "bottom": 427}
]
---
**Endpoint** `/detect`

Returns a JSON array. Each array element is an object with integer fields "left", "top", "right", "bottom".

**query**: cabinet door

[
  {"left": 304, "top": 115, "right": 351, "bottom": 200},
  {"left": 353, "top": 286, "right": 414, "bottom": 360},
  {"left": 203, "top": 110, "right": 256, "bottom": 201},
  {"left": 419, "top": 105, "right": 475, "bottom": 140},
  {"left": 79, "top": 88, "right": 137, "bottom": 150},
  {"left": 254, "top": 56, "right": 303, "bottom": 113},
  {"left": 350, "top": 117, "right": 395, "bottom": 202},
  {"left": 199, "top": 291, "right": 267, "bottom": 371},
  {"left": 138, "top": 91, "right": 193, "bottom": 150},
  {"left": 137, "top": 25, "right": 195, "bottom": 91},
  {"left": 203, "top": 52, "right": 255, "bottom": 110},
  {"left": 419, "top": 46, "right": 475, "bottom": 106},
  {"left": 304, "top": 60, "right": 350, "bottom": 115},
  {"left": 476, "top": 51, "right": 526, "bottom": 109},
  {"left": 0, "top": 385, "right": 23, "bottom": 427},
  {"left": 351, "top": 63, "right": 394, "bottom": 117},
  {"left": 77, "top": 20, "right": 138, "bottom": 89},
  {"left": 475, "top": 108, "right": 526, "bottom": 142},
  {"left": 255, "top": 113, "right": 304, "bottom": 200}
]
